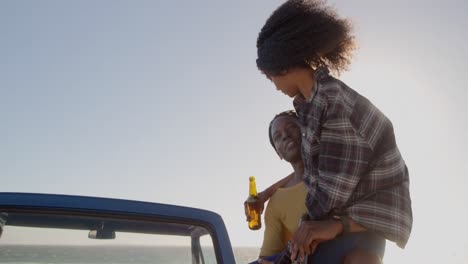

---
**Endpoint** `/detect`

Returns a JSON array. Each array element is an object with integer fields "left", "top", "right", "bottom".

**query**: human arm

[
  {"left": 289, "top": 109, "right": 373, "bottom": 260},
  {"left": 290, "top": 98, "right": 412, "bottom": 259},
  {"left": 244, "top": 173, "right": 293, "bottom": 220},
  {"left": 308, "top": 103, "right": 411, "bottom": 248}
]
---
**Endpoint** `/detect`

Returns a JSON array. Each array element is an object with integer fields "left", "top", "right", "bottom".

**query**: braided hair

[
  {"left": 256, "top": 0, "right": 356, "bottom": 76},
  {"left": 269, "top": 110, "right": 299, "bottom": 156}
]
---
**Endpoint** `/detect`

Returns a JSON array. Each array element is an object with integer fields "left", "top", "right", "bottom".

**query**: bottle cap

[{"left": 249, "top": 176, "right": 255, "bottom": 182}]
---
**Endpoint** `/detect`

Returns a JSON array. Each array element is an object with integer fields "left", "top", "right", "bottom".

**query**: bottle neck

[{"left": 249, "top": 181, "right": 257, "bottom": 196}]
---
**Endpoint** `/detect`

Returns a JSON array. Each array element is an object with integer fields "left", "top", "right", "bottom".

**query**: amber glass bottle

[{"left": 246, "top": 176, "right": 261, "bottom": 230}]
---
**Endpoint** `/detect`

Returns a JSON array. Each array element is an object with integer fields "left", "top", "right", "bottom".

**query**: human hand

[
  {"left": 290, "top": 220, "right": 343, "bottom": 261},
  {"left": 244, "top": 191, "right": 268, "bottom": 221}
]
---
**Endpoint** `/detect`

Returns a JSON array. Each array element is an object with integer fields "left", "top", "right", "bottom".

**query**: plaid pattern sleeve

[{"left": 294, "top": 68, "right": 413, "bottom": 248}]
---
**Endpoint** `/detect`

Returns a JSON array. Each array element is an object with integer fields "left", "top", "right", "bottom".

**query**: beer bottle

[{"left": 246, "top": 176, "right": 261, "bottom": 230}]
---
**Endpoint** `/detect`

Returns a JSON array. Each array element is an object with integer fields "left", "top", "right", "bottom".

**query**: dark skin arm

[
  {"left": 290, "top": 217, "right": 367, "bottom": 262},
  {"left": 244, "top": 173, "right": 293, "bottom": 220}
]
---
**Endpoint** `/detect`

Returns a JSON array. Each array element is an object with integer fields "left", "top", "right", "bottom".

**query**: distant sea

[{"left": 0, "top": 245, "right": 259, "bottom": 264}]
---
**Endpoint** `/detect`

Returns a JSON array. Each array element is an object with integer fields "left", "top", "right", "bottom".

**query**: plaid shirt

[{"left": 293, "top": 67, "right": 413, "bottom": 248}]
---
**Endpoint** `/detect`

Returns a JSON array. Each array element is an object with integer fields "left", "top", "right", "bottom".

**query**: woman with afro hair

[{"left": 254, "top": 0, "right": 413, "bottom": 263}]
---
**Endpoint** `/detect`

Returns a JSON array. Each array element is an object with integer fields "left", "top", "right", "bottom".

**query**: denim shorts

[
  {"left": 250, "top": 232, "right": 385, "bottom": 264},
  {"left": 308, "top": 231, "right": 385, "bottom": 263}
]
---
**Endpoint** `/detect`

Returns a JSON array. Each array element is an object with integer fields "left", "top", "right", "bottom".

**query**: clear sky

[{"left": 1, "top": 0, "right": 467, "bottom": 263}]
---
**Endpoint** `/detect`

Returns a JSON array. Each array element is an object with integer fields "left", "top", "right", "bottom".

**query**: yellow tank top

[{"left": 259, "top": 182, "right": 308, "bottom": 257}]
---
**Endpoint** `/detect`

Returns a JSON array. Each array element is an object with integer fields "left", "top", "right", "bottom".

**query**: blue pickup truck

[{"left": 0, "top": 192, "right": 236, "bottom": 264}]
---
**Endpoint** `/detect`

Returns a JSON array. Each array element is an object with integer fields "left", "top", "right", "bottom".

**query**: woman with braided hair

[{"left": 254, "top": 0, "right": 413, "bottom": 263}]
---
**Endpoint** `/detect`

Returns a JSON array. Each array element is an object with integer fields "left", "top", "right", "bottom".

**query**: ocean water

[{"left": 0, "top": 245, "right": 260, "bottom": 264}]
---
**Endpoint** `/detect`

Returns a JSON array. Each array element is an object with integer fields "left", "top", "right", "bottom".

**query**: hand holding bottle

[
  {"left": 244, "top": 173, "right": 294, "bottom": 224},
  {"left": 244, "top": 190, "right": 268, "bottom": 221}
]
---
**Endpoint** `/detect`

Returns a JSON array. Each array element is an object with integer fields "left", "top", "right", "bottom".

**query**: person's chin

[{"left": 289, "top": 91, "right": 300, "bottom": 98}]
